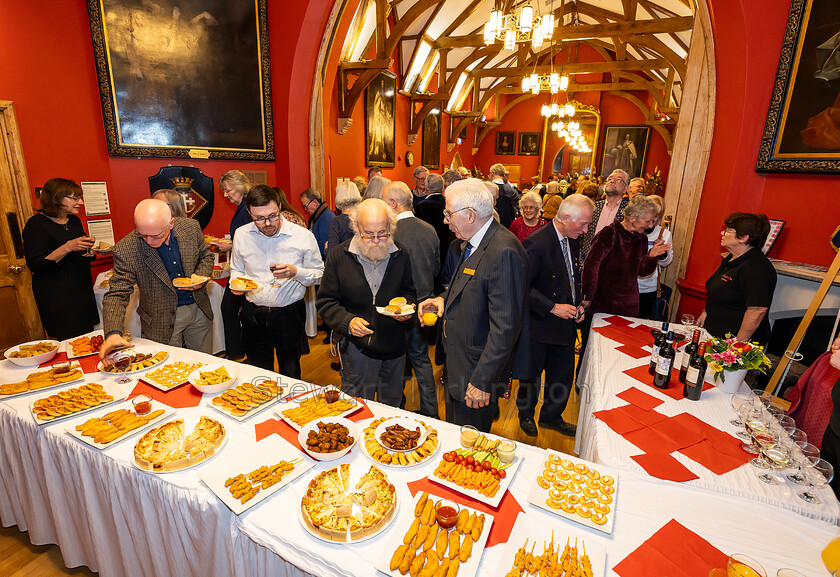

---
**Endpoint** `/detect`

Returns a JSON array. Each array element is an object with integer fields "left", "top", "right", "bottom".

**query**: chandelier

[
  {"left": 552, "top": 120, "right": 590, "bottom": 153},
  {"left": 483, "top": 3, "right": 554, "bottom": 51},
  {"left": 521, "top": 72, "right": 569, "bottom": 95},
  {"left": 541, "top": 102, "right": 576, "bottom": 118}
]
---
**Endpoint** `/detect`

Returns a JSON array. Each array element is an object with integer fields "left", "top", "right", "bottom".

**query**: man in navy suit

[
  {"left": 517, "top": 194, "right": 595, "bottom": 437},
  {"left": 419, "top": 179, "right": 529, "bottom": 431}
]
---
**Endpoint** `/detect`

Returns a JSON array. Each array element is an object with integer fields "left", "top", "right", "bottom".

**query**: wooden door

[{"left": 0, "top": 101, "right": 44, "bottom": 352}]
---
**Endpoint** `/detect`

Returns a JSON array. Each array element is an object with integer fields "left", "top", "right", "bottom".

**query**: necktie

[
  {"left": 464, "top": 243, "right": 473, "bottom": 259},
  {"left": 561, "top": 237, "right": 576, "bottom": 304}
]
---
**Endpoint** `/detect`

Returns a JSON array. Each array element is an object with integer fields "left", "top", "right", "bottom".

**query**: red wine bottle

[
  {"left": 683, "top": 342, "right": 707, "bottom": 401},
  {"left": 679, "top": 329, "right": 701, "bottom": 383},
  {"left": 653, "top": 331, "right": 675, "bottom": 389},
  {"left": 649, "top": 322, "right": 669, "bottom": 375}
]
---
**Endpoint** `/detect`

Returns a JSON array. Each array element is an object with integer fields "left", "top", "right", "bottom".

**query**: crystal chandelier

[
  {"left": 484, "top": 2, "right": 554, "bottom": 51},
  {"left": 552, "top": 120, "right": 590, "bottom": 153},
  {"left": 522, "top": 72, "right": 569, "bottom": 95}
]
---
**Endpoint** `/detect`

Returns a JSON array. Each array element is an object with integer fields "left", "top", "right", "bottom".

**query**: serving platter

[
  {"left": 200, "top": 435, "right": 315, "bottom": 515},
  {"left": 64, "top": 399, "right": 174, "bottom": 450},
  {"left": 30, "top": 381, "right": 126, "bottom": 426},
  {"left": 65, "top": 331, "right": 105, "bottom": 360},
  {"left": 97, "top": 347, "right": 169, "bottom": 375},
  {"left": 0, "top": 362, "right": 85, "bottom": 401},
  {"left": 527, "top": 449, "right": 619, "bottom": 535},
  {"left": 205, "top": 380, "right": 288, "bottom": 422},
  {"left": 359, "top": 416, "right": 440, "bottom": 469},
  {"left": 491, "top": 524, "right": 607, "bottom": 577},
  {"left": 133, "top": 415, "right": 228, "bottom": 474},
  {"left": 374, "top": 489, "right": 494, "bottom": 577},
  {"left": 274, "top": 386, "right": 362, "bottom": 431},
  {"left": 374, "top": 416, "right": 431, "bottom": 452}
]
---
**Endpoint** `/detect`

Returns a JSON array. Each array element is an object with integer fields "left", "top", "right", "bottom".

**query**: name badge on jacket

[{"left": 463, "top": 268, "right": 475, "bottom": 276}]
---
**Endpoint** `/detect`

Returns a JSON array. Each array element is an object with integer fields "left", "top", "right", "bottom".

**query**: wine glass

[
  {"left": 774, "top": 415, "right": 796, "bottom": 435},
  {"left": 798, "top": 457, "right": 833, "bottom": 504},
  {"left": 680, "top": 313, "right": 695, "bottom": 337},
  {"left": 84, "top": 234, "right": 96, "bottom": 258},
  {"left": 748, "top": 424, "right": 777, "bottom": 469},
  {"left": 112, "top": 353, "right": 133, "bottom": 384},
  {"left": 756, "top": 439, "right": 791, "bottom": 484},
  {"left": 730, "top": 393, "right": 752, "bottom": 427},
  {"left": 787, "top": 441, "right": 819, "bottom": 485},
  {"left": 269, "top": 264, "right": 283, "bottom": 287},
  {"left": 709, "top": 553, "right": 766, "bottom": 577},
  {"left": 740, "top": 406, "right": 767, "bottom": 453},
  {"left": 776, "top": 569, "right": 806, "bottom": 577},
  {"left": 785, "top": 428, "right": 807, "bottom": 445},
  {"left": 736, "top": 402, "right": 757, "bottom": 441}
]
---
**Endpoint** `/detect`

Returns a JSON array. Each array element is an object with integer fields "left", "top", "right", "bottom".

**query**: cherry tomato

[
  {"left": 443, "top": 453, "right": 454, "bottom": 463},
  {"left": 455, "top": 455, "right": 464, "bottom": 465},
  {"left": 465, "top": 456, "right": 474, "bottom": 466},
  {"left": 481, "top": 460, "right": 492, "bottom": 470},
  {"left": 473, "top": 464, "right": 483, "bottom": 473},
  {"left": 491, "top": 470, "right": 501, "bottom": 480},
  {"left": 498, "top": 468, "right": 507, "bottom": 479}
]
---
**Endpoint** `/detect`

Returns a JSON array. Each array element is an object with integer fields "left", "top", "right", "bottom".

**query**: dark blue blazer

[
  {"left": 522, "top": 222, "right": 581, "bottom": 347},
  {"left": 229, "top": 202, "right": 252, "bottom": 240}
]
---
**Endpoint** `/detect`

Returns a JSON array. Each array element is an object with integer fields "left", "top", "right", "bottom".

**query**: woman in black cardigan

[{"left": 23, "top": 178, "right": 99, "bottom": 340}]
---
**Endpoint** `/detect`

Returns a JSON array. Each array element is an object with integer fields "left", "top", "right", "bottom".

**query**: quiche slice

[{"left": 134, "top": 416, "right": 225, "bottom": 472}]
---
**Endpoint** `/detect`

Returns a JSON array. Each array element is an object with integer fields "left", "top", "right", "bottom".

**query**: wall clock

[{"left": 405, "top": 151, "right": 415, "bottom": 167}]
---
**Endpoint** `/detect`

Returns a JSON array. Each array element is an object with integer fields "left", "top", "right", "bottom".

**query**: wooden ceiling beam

[{"left": 471, "top": 58, "right": 670, "bottom": 77}]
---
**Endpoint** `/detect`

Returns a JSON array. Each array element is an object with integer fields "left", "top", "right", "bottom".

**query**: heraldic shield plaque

[{"left": 148, "top": 166, "right": 214, "bottom": 229}]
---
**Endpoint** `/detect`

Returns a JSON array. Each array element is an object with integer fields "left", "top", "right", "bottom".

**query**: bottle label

[
  {"left": 687, "top": 366, "right": 700, "bottom": 383},
  {"left": 651, "top": 350, "right": 659, "bottom": 365},
  {"left": 656, "top": 356, "right": 671, "bottom": 376},
  {"left": 681, "top": 350, "right": 691, "bottom": 370}
]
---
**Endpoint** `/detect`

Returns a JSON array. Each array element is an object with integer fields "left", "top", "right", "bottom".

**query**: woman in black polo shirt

[{"left": 698, "top": 212, "right": 776, "bottom": 345}]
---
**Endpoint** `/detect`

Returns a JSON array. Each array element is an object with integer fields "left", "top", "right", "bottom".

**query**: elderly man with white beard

[{"left": 316, "top": 199, "right": 417, "bottom": 406}]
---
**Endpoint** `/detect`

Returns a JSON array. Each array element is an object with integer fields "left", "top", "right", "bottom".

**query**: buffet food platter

[
  {"left": 64, "top": 399, "right": 174, "bottom": 450},
  {"left": 360, "top": 416, "right": 440, "bottom": 468},
  {"left": 0, "top": 362, "right": 85, "bottom": 400}
]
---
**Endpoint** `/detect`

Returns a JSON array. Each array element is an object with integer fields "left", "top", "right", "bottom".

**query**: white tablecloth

[
  {"left": 0, "top": 337, "right": 836, "bottom": 576},
  {"left": 93, "top": 272, "right": 226, "bottom": 354},
  {"left": 575, "top": 314, "right": 840, "bottom": 525}
]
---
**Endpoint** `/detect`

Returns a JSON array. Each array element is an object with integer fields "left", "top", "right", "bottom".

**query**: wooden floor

[{"left": 0, "top": 330, "right": 580, "bottom": 577}]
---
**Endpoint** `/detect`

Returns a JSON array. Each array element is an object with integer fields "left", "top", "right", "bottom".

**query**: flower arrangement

[
  {"left": 704, "top": 334, "right": 772, "bottom": 382},
  {"left": 645, "top": 166, "right": 663, "bottom": 194}
]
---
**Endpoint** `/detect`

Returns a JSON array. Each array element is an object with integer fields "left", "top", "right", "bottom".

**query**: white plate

[
  {"left": 374, "top": 416, "right": 431, "bottom": 453},
  {"left": 173, "top": 276, "right": 210, "bottom": 289},
  {"left": 298, "top": 464, "right": 400, "bottom": 543},
  {"left": 206, "top": 380, "right": 288, "bottom": 422},
  {"left": 64, "top": 331, "right": 104, "bottom": 360},
  {"left": 64, "top": 399, "right": 173, "bottom": 450},
  {"left": 133, "top": 416, "right": 228, "bottom": 474},
  {"left": 298, "top": 417, "right": 358, "bottom": 461},
  {"left": 526, "top": 449, "right": 619, "bottom": 535},
  {"left": 375, "top": 305, "right": 416, "bottom": 317},
  {"left": 228, "top": 277, "right": 262, "bottom": 292},
  {"left": 359, "top": 417, "right": 441, "bottom": 469},
  {"left": 97, "top": 347, "right": 169, "bottom": 375},
  {"left": 141, "top": 360, "right": 205, "bottom": 392},
  {"left": 374, "top": 489, "right": 494, "bottom": 577},
  {"left": 0, "top": 362, "right": 85, "bottom": 401},
  {"left": 4, "top": 339, "right": 60, "bottom": 367},
  {"left": 490, "top": 525, "right": 607, "bottom": 577},
  {"left": 428, "top": 437, "right": 524, "bottom": 508},
  {"left": 30, "top": 382, "right": 126, "bottom": 426},
  {"left": 274, "top": 386, "right": 363, "bottom": 431},
  {"left": 200, "top": 435, "right": 315, "bottom": 515},
  {"left": 188, "top": 362, "right": 238, "bottom": 394},
  {"left": 92, "top": 246, "right": 112, "bottom": 254}
]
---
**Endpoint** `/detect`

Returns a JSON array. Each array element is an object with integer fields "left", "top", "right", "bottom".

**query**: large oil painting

[
  {"left": 422, "top": 105, "right": 441, "bottom": 170},
  {"left": 757, "top": 0, "right": 840, "bottom": 173},
  {"left": 599, "top": 126, "right": 650, "bottom": 179},
  {"left": 364, "top": 71, "right": 397, "bottom": 168},
  {"left": 87, "top": 0, "right": 274, "bottom": 160}
]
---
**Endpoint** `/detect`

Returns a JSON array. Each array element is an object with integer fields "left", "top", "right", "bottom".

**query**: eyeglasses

[
  {"left": 252, "top": 213, "right": 281, "bottom": 225},
  {"left": 360, "top": 232, "right": 391, "bottom": 241},
  {"left": 64, "top": 195, "right": 83, "bottom": 202},
  {"left": 138, "top": 226, "right": 169, "bottom": 240},
  {"left": 443, "top": 207, "right": 472, "bottom": 220}
]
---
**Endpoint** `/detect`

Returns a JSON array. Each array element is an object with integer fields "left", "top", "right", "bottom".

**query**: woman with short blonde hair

[{"left": 328, "top": 181, "right": 363, "bottom": 255}]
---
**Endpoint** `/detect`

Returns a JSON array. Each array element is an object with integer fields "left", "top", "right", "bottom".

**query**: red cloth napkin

[
  {"left": 619, "top": 404, "right": 668, "bottom": 427},
  {"left": 406, "top": 478, "right": 522, "bottom": 548},
  {"left": 622, "top": 427, "right": 682, "bottom": 454},
  {"left": 40, "top": 352, "right": 101, "bottom": 374},
  {"left": 593, "top": 325, "right": 652, "bottom": 346},
  {"left": 617, "top": 387, "right": 665, "bottom": 411},
  {"left": 622, "top": 365, "right": 714, "bottom": 402},
  {"left": 613, "top": 518, "right": 728, "bottom": 577},
  {"left": 646, "top": 417, "right": 707, "bottom": 451},
  {"left": 616, "top": 344, "right": 651, "bottom": 359},
  {"left": 593, "top": 408, "right": 647, "bottom": 435},
  {"left": 129, "top": 381, "right": 204, "bottom": 409},
  {"left": 630, "top": 453, "right": 699, "bottom": 482},
  {"left": 602, "top": 315, "right": 633, "bottom": 326}
]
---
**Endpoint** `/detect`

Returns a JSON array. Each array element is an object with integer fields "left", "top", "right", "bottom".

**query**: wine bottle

[
  {"left": 649, "top": 322, "right": 669, "bottom": 375},
  {"left": 683, "top": 342, "right": 707, "bottom": 401},
  {"left": 653, "top": 331, "right": 675, "bottom": 389},
  {"left": 678, "top": 329, "right": 701, "bottom": 383}
]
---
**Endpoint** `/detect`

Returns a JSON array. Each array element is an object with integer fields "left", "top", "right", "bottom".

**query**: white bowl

[
  {"left": 298, "top": 417, "right": 358, "bottom": 461},
  {"left": 188, "top": 362, "right": 238, "bottom": 394},
  {"left": 4, "top": 339, "right": 60, "bottom": 367},
  {"left": 374, "top": 416, "right": 431, "bottom": 452}
]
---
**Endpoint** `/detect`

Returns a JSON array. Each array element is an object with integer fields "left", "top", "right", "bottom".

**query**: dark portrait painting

[
  {"left": 496, "top": 131, "right": 516, "bottom": 155},
  {"left": 87, "top": 0, "right": 274, "bottom": 160},
  {"left": 757, "top": 0, "right": 840, "bottom": 173},
  {"left": 518, "top": 132, "right": 541, "bottom": 156},
  {"left": 422, "top": 105, "right": 441, "bottom": 170},
  {"left": 364, "top": 71, "right": 397, "bottom": 168},
  {"left": 599, "top": 126, "right": 650, "bottom": 179}
]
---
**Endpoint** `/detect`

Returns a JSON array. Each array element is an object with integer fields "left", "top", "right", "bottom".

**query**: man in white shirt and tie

[{"left": 230, "top": 185, "right": 324, "bottom": 377}]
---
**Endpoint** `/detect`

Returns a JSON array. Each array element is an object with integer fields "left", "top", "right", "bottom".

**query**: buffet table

[
  {"left": 0, "top": 336, "right": 836, "bottom": 576},
  {"left": 575, "top": 314, "right": 840, "bottom": 525}
]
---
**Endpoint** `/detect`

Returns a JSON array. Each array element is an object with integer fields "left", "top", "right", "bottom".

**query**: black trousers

[
  {"left": 575, "top": 313, "right": 594, "bottom": 380},
  {"left": 450, "top": 393, "right": 496, "bottom": 433},
  {"left": 638, "top": 291, "right": 657, "bottom": 321},
  {"left": 517, "top": 340, "right": 575, "bottom": 424},
  {"left": 240, "top": 300, "right": 306, "bottom": 378},
  {"left": 221, "top": 285, "right": 246, "bottom": 357}
]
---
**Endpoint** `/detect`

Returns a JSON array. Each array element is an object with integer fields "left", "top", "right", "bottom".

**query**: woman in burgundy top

[
  {"left": 581, "top": 195, "right": 670, "bottom": 317},
  {"left": 509, "top": 191, "right": 546, "bottom": 242}
]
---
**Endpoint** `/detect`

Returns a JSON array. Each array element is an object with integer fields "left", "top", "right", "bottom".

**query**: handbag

[{"left": 651, "top": 225, "right": 672, "bottom": 321}]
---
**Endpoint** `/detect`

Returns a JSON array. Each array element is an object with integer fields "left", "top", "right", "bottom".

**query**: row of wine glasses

[{"left": 729, "top": 388, "right": 833, "bottom": 502}]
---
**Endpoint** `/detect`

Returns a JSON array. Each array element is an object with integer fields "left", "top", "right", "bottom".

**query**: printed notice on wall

[
  {"left": 81, "top": 182, "right": 111, "bottom": 216},
  {"left": 86, "top": 219, "right": 115, "bottom": 247}
]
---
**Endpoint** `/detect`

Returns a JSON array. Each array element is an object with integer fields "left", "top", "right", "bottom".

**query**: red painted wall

[
  {"left": 0, "top": 0, "right": 331, "bottom": 249},
  {"left": 678, "top": 0, "right": 840, "bottom": 318}
]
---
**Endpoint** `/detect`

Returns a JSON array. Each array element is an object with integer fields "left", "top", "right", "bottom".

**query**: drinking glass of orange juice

[{"left": 709, "top": 554, "right": 766, "bottom": 577}]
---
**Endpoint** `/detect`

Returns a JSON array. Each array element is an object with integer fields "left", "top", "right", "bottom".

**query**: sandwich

[
  {"left": 230, "top": 277, "right": 258, "bottom": 291},
  {"left": 389, "top": 297, "right": 407, "bottom": 307},
  {"left": 384, "top": 304, "right": 402, "bottom": 315},
  {"left": 173, "top": 274, "right": 208, "bottom": 287}
]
